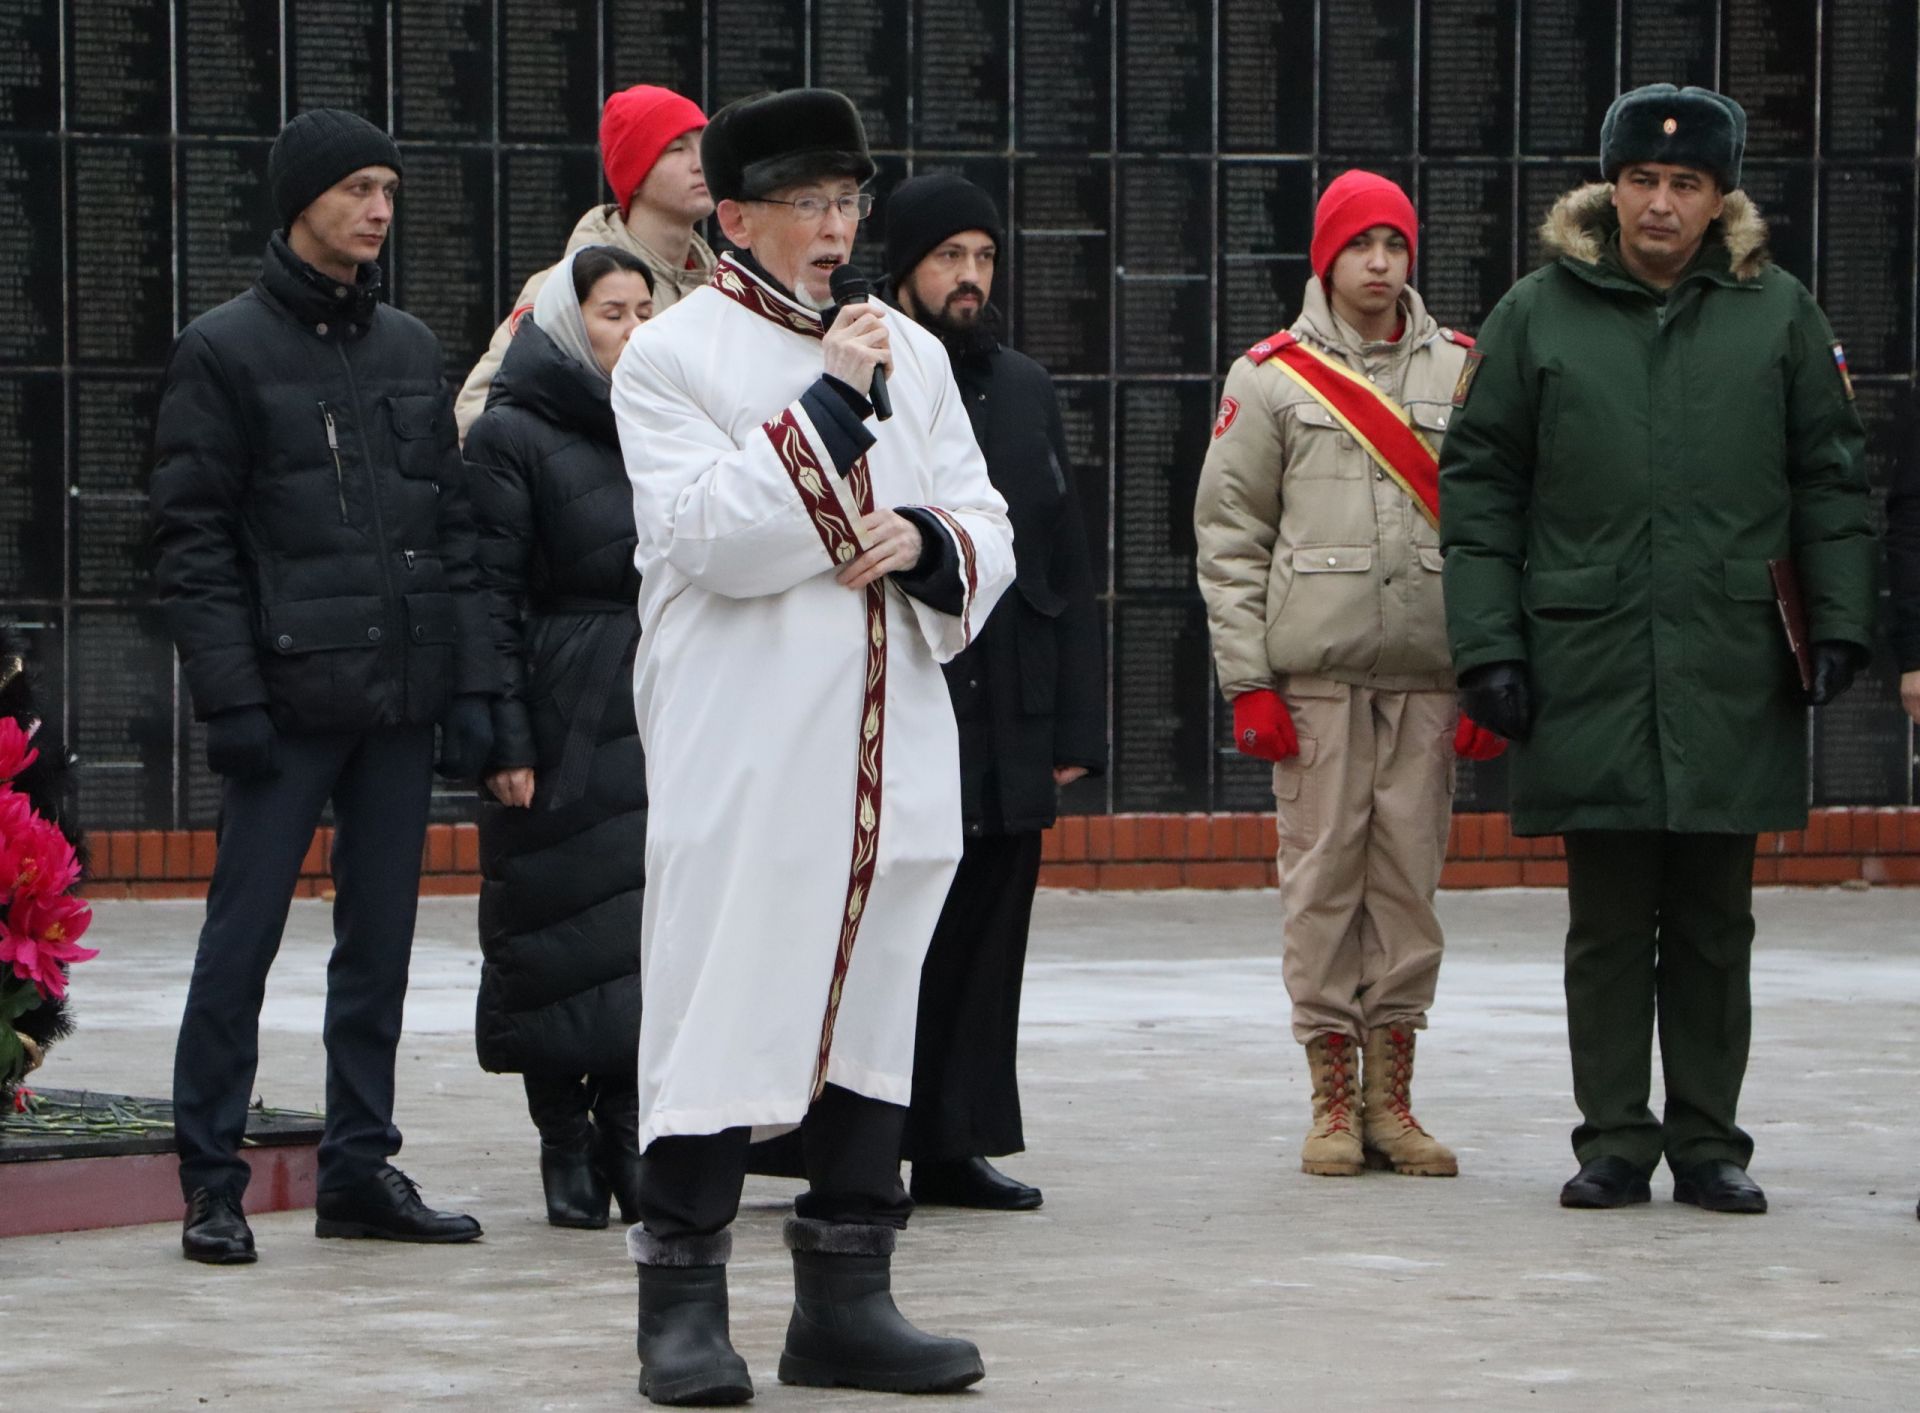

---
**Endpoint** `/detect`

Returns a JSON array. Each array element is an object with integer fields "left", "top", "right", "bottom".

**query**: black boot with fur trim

[
  {"left": 776, "top": 1216, "right": 984, "bottom": 1393},
  {"left": 629, "top": 1228, "right": 754, "bottom": 1407}
]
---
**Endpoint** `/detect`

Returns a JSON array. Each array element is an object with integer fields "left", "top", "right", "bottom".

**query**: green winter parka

[{"left": 1439, "top": 183, "right": 1876, "bottom": 836}]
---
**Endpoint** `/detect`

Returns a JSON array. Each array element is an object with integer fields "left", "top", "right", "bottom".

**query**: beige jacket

[
  {"left": 1194, "top": 278, "right": 1470, "bottom": 697},
  {"left": 454, "top": 205, "right": 717, "bottom": 439}
]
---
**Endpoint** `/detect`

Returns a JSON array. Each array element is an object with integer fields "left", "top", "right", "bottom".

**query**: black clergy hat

[
  {"left": 1599, "top": 84, "right": 1747, "bottom": 191},
  {"left": 700, "top": 88, "right": 875, "bottom": 204}
]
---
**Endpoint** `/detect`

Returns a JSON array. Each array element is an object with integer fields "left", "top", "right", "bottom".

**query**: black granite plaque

[
  {"left": 1016, "top": 0, "right": 1108, "bottom": 153},
  {"left": 1112, "top": 598, "right": 1212, "bottom": 812},
  {"left": 1014, "top": 159, "right": 1110, "bottom": 376},
  {"left": 1417, "top": 163, "right": 1512, "bottom": 333},
  {"left": 182, "top": 705, "right": 221, "bottom": 828},
  {"left": 1521, "top": 162, "right": 1593, "bottom": 271},
  {"left": 68, "top": 140, "right": 174, "bottom": 367},
  {"left": 815, "top": 0, "right": 909, "bottom": 151},
  {"left": 392, "top": 148, "right": 497, "bottom": 375},
  {"left": 1722, "top": 0, "right": 1816, "bottom": 158},
  {"left": 849, "top": 154, "right": 908, "bottom": 288},
  {"left": 1220, "top": 0, "right": 1314, "bottom": 153},
  {"left": 709, "top": 0, "right": 806, "bottom": 107},
  {"left": 1119, "top": 0, "right": 1210, "bottom": 153},
  {"left": 1322, "top": 0, "right": 1412, "bottom": 156},
  {"left": 605, "top": 0, "right": 704, "bottom": 98},
  {"left": 0, "top": 375, "right": 64, "bottom": 600},
  {"left": 1814, "top": 650, "right": 1906, "bottom": 806},
  {"left": 0, "top": 136, "right": 63, "bottom": 364},
  {"left": 179, "top": 0, "right": 281, "bottom": 136},
  {"left": 1521, "top": 0, "right": 1614, "bottom": 156},
  {"left": 500, "top": 148, "right": 604, "bottom": 301},
  {"left": 288, "top": 0, "right": 387, "bottom": 122},
  {"left": 1819, "top": 168, "right": 1915, "bottom": 375},
  {"left": 1735, "top": 163, "right": 1814, "bottom": 289},
  {"left": 0, "top": 1, "right": 62, "bottom": 133},
  {"left": 1823, "top": 0, "right": 1918, "bottom": 160},
  {"left": 1220, "top": 161, "right": 1313, "bottom": 257},
  {"left": 1017, "top": 159, "right": 1108, "bottom": 231},
  {"left": 180, "top": 142, "right": 274, "bottom": 323},
  {"left": 72, "top": 376, "right": 159, "bottom": 495},
  {"left": 1421, "top": 0, "right": 1515, "bottom": 157},
  {"left": 913, "top": 1, "right": 1007, "bottom": 150},
  {"left": 72, "top": 495, "right": 150, "bottom": 598},
  {"left": 1118, "top": 161, "right": 1210, "bottom": 372},
  {"left": 501, "top": 0, "right": 598, "bottom": 143},
  {"left": 1116, "top": 382, "right": 1209, "bottom": 591},
  {"left": 1052, "top": 379, "right": 1111, "bottom": 595},
  {"left": 1852, "top": 381, "right": 1905, "bottom": 506},
  {"left": 1623, "top": 0, "right": 1715, "bottom": 91},
  {"left": 395, "top": 1, "right": 491, "bottom": 141},
  {"left": 1219, "top": 257, "right": 1310, "bottom": 367},
  {"left": 69, "top": 606, "right": 174, "bottom": 829},
  {"left": 0, "top": 618, "right": 64, "bottom": 782},
  {"left": 67, "top": 0, "right": 171, "bottom": 135},
  {"left": 1453, "top": 754, "right": 1509, "bottom": 814},
  {"left": 1212, "top": 698, "right": 1276, "bottom": 813}
]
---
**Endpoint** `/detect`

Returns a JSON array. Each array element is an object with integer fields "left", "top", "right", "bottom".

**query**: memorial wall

[{"left": 1, "top": 0, "right": 1915, "bottom": 829}]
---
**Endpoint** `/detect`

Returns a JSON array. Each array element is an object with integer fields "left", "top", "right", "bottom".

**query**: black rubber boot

[
  {"left": 776, "top": 1217, "right": 984, "bottom": 1393},
  {"left": 630, "top": 1228, "right": 754, "bottom": 1407},
  {"left": 590, "top": 1080, "right": 644, "bottom": 1227},
  {"left": 540, "top": 1139, "right": 610, "bottom": 1229}
]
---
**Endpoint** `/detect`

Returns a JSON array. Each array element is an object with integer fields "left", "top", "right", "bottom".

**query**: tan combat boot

[
  {"left": 1361, "top": 1026, "right": 1458, "bottom": 1176},
  {"left": 1300, "top": 1033, "right": 1365, "bottom": 1176}
]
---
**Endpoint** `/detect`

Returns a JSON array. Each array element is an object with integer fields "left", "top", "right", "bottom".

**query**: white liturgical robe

[{"left": 611, "top": 255, "right": 1015, "bottom": 1149}]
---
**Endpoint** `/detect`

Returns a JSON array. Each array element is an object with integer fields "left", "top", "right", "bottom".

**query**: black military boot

[
  {"left": 541, "top": 1138, "right": 611, "bottom": 1229},
  {"left": 776, "top": 1216, "right": 984, "bottom": 1393},
  {"left": 182, "top": 1187, "right": 256, "bottom": 1265},
  {"left": 590, "top": 1080, "right": 644, "bottom": 1227},
  {"left": 630, "top": 1228, "right": 754, "bottom": 1407}
]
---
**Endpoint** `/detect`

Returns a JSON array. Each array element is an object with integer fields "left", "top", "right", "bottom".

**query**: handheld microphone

[{"left": 827, "top": 264, "right": 893, "bottom": 422}]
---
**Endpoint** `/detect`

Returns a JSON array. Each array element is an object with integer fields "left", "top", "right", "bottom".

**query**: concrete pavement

[{"left": 3, "top": 887, "right": 1917, "bottom": 1410}]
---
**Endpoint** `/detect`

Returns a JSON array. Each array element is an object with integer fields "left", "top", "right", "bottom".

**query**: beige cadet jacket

[
  {"left": 454, "top": 205, "right": 717, "bottom": 440},
  {"left": 1194, "top": 278, "right": 1470, "bottom": 698}
]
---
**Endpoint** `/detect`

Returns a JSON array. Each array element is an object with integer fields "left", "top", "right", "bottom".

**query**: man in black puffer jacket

[{"left": 150, "top": 109, "right": 493, "bottom": 1265}]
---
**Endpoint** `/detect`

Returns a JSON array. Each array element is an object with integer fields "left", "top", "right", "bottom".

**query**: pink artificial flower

[
  {"left": 8, "top": 810, "right": 80, "bottom": 899},
  {"left": 12, "top": 1086, "right": 33, "bottom": 1113},
  {"left": 0, "top": 787, "right": 33, "bottom": 893},
  {"left": 0, "top": 718, "right": 39, "bottom": 784},
  {"left": 0, "top": 891, "right": 97, "bottom": 1001}
]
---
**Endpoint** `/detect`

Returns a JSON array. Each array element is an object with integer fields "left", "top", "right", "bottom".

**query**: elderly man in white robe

[{"left": 610, "top": 89, "right": 1014, "bottom": 1406}]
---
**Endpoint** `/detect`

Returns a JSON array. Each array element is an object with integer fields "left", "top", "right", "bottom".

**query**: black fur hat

[
  {"left": 1600, "top": 84, "right": 1746, "bottom": 191},
  {"left": 700, "top": 89, "right": 875, "bottom": 204}
]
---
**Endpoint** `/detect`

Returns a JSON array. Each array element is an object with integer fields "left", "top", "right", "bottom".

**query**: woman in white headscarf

[{"left": 464, "top": 245, "right": 656, "bottom": 1229}]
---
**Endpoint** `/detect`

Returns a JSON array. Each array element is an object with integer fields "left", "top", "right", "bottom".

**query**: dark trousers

[
  {"left": 906, "top": 831, "right": 1043, "bottom": 1162},
  {"left": 523, "top": 1070, "right": 637, "bottom": 1148},
  {"left": 173, "top": 726, "right": 433, "bottom": 1199},
  {"left": 637, "top": 1083, "right": 913, "bottom": 1239},
  {"left": 1562, "top": 830, "right": 1758, "bottom": 1174}
]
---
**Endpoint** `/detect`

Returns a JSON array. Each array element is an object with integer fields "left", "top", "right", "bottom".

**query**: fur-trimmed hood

[{"left": 1540, "top": 182, "right": 1770, "bottom": 282}]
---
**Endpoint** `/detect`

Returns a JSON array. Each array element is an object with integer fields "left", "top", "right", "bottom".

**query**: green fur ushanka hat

[{"left": 1599, "top": 84, "right": 1747, "bottom": 191}]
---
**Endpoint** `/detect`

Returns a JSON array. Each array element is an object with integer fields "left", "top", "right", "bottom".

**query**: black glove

[
  {"left": 1457, "top": 662, "right": 1534, "bottom": 743},
  {"left": 435, "top": 693, "right": 495, "bottom": 782},
  {"left": 1808, "top": 641, "right": 1862, "bottom": 707},
  {"left": 205, "top": 705, "right": 278, "bottom": 781}
]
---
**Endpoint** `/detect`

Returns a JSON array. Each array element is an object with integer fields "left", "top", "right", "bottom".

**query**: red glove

[
  {"left": 1233, "top": 690, "right": 1299, "bottom": 762},
  {"left": 1453, "top": 712, "right": 1507, "bottom": 761}
]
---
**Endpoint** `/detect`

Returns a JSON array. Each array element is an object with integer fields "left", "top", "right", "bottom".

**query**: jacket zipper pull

[
  {"left": 320, "top": 402, "right": 347, "bottom": 523},
  {"left": 404, "top": 549, "right": 415, "bottom": 570}
]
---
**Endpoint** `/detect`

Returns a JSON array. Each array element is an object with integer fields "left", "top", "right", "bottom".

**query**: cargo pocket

[
  {"left": 403, "top": 591, "right": 458, "bottom": 721},
  {"left": 260, "top": 595, "right": 386, "bottom": 729},
  {"left": 1271, "top": 735, "right": 1319, "bottom": 849},
  {"left": 387, "top": 393, "right": 448, "bottom": 483}
]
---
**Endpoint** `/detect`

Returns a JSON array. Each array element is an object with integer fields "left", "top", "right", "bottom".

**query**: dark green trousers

[{"left": 1562, "top": 830, "right": 1757, "bottom": 1174}]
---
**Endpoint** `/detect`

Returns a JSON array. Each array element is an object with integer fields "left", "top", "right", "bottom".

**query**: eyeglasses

[{"left": 750, "top": 192, "right": 875, "bottom": 222}]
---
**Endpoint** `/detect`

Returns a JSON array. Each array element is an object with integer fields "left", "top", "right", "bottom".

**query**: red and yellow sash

[{"left": 1246, "top": 331, "right": 1440, "bottom": 528}]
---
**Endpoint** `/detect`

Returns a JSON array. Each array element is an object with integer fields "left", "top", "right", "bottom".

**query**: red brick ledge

[{"left": 75, "top": 809, "right": 1920, "bottom": 899}]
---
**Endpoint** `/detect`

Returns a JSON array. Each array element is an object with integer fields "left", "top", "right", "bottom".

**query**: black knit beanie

[
  {"left": 269, "top": 109, "right": 404, "bottom": 231},
  {"left": 883, "top": 173, "right": 1006, "bottom": 292}
]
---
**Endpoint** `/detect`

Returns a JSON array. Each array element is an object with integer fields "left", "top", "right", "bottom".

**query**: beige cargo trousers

[{"left": 1272, "top": 673, "right": 1454, "bottom": 1044}]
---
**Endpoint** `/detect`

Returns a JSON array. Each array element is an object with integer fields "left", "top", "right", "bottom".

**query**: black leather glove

[
  {"left": 205, "top": 706, "right": 278, "bottom": 781},
  {"left": 1457, "top": 661, "right": 1534, "bottom": 743},
  {"left": 1808, "top": 642, "right": 1863, "bottom": 707},
  {"left": 435, "top": 693, "right": 495, "bottom": 782}
]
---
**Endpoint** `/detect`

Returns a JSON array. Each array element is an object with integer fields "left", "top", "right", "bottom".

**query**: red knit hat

[
  {"left": 1311, "top": 170, "right": 1418, "bottom": 281},
  {"left": 600, "top": 85, "right": 707, "bottom": 212}
]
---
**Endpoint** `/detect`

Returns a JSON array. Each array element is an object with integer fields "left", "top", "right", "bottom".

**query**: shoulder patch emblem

[
  {"left": 507, "top": 303, "right": 535, "bottom": 335},
  {"left": 1245, "top": 331, "right": 1297, "bottom": 366},
  {"left": 1213, "top": 395, "right": 1240, "bottom": 439},
  {"left": 1451, "top": 348, "right": 1484, "bottom": 408},
  {"left": 1832, "top": 341, "right": 1855, "bottom": 401}
]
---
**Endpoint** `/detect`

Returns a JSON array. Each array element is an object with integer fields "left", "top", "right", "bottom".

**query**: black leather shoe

[
  {"left": 542, "top": 1140, "right": 611, "bottom": 1230},
  {"left": 182, "top": 1187, "right": 256, "bottom": 1264},
  {"left": 314, "top": 1165, "right": 483, "bottom": 1243},
  {"left": 1672, "top": 1159, "right": 1768, "bottom": 1214},
  {"left": 1559, "top": 1155, "right": 1652, "bottom": 1209},
  {"left": 910, "top": 1156, "right": 1043, "bottom": 1211}
]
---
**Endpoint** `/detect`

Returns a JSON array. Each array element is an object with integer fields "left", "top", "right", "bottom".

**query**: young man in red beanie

[
  {"left": 1194, "top": 169, "right": 1499, "bottom": 1180},
  {"left": 456, "top": 84, "right": 715, "bottom": 438}
]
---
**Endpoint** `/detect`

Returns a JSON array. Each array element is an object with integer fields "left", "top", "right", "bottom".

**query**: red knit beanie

[
  {"left": 1310, "top": 170, "right": 1418, "bottom": 281},
  {"left": 600, "top": 85, "right": 707, "bottom": 212}
]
